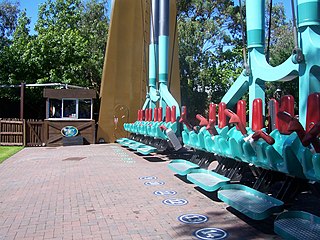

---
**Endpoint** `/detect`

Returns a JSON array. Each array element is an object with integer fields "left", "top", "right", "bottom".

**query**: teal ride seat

[
  {"left": 274, "top": 211, "right": 320, "bottom": 240},
  {"left": 241, "top": 128, "right": 275, "bottom": 168},
  {"left": 187, "top": 169, "right": 230, "bottom": 192},
  {"left": 218, "top": 184, "right": 284, "bottom": 220},
  {"left": 252, "top": 140, "right": 273, "bottom": 169},
  {"left": 300, "top": 148, "right": 318, "bottom": 181},
  {"left": 189, "top": 127, "right": 208, "bottom": 151},
  {"left": 181, "top": 127, "right": 191, "bottom": 147},
  {"left": 263, "top": 130, "right": 292, "bottom": 172},
  {"left": 312, "top": 153, "right": 320, "bottom": 181},
  {"left": 215, "top": 126, "right": 249, "bottom": 159},
  {"left": 151, "top": 121, "right": 164, "bottom": 138},
  {"left": 228, "top": 127, "right": 253, "bottom": 162},
  {"left": 205, "top": 126, "right": 229, "bottom": 156},
  {"left": 281, "top": 133, "right": 306, "bottom": 179}
]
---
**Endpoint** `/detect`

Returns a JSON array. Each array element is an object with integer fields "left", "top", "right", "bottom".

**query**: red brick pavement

[{"left": 0, "top": 144, "right": 280, "bottom": 240}]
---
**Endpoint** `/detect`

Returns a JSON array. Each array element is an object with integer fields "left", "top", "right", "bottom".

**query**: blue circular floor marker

[
  {"left": 178, "top": 214, "right": 208, "bottom": 224},
  {"left": 144, "top": 181, "right": 164, "bottom": 186},
  {"left": 162, "top": 198, "right": 188, "bottom": 206},
  {"left": 154, "top": 190, "right": 177, "bottom": 196},
  {"left": 194, "top": 228, "right": 228, "bottom": 240},
  {"left": 139, "top": 176, "right": 157, "bottom": 180}
]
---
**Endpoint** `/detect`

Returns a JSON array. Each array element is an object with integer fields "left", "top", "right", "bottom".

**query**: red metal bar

[
  {"left": 158, "top": 107, "right": 163, "bottom": 122},
  {"left": 165, "top": 106, "right": 171, "bottom": 123},
  {"left": 306, "top": 92, "right": 320, "bottom": 132},
  {"left": 137, "top": 110, "right": 141, "bottom": 121},
  {"left": 268, "top": 99, "right": 279, "bottom": 131},
  {"left": 141, "top": 110, "right": 145, "bottom": 121},
  {"left": 218, "top": 102, "right": 227, "bottom": 128},
  {"left": 252, "top": 130, "right": 275, "bottom": 145},
  {"left": 224, "top": 109, "right": 247, "bottom": 135},
  {"left": 150, "top": 108, "right": 153, "bottom": 121},
  {"left": 252, "top": 98, "right": 263, "bottom": 131},
  {"left": 196, "top": 114, "right": 208, "bottom": 126},
  {"left": 236, "top": 100, "right": 246, "bottom": 131},
  {"left": 171, "top": 106, "right": 176, "bottom": 123},
  {"left": 279, "top": 95, "right": 294, "bottom": 134},
  {"left": 179, "top": 106, "right": 192, "bottom": 130},
  {"left": 154, "top": 108, "right": 158, "bottom": 122},
  {"left": 209, "top": 103, "right": 216, "bottom": 122}
]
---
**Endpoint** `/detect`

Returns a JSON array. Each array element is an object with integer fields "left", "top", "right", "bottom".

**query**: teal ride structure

[{"left": 117, "top": 0, "right": 320, "bottom": 239}]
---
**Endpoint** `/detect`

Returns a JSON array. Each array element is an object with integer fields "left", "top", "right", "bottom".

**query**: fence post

[
  {"left": 23, "top": 119, "right": 26, "bottom": 147},
  {"left": 0, "top": 119, "right": 2, "bottom": 146}
]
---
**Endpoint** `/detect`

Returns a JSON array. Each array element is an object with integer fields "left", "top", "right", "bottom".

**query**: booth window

[
  {"left": 48, "top": 99, "right": 92, "bottom": 120},
  {"left": 79, "top": 99, "right": 91, "bottom": 119},
  {"left": 49, "top": 99, "right": 62, "bottom": 118},
  {"left": 63, "top": 99, "right": 77, "bottom": 118}
]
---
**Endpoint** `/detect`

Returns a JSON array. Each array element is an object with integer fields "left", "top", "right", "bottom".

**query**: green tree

[
  {"left": 0, "top": 0, "right": 19, "bottom": 48},
  {"left": 0, "top": 0, "right": 109, "bottom": 118},
  {"left": 79, "top": 0, "right": 109, "bottom": 90},
  {"left": 2, "top": 0, "right": 109, "bottom": 91},
  {"left": 177, "top": 0, "right": 242, "bottom": 119},
  {"left": 264, "top": 1, "right": 298, "bottom": 104}
]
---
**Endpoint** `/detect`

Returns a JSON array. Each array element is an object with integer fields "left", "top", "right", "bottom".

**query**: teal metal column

[
  {"left": 247, "top": 0, "right": 266, "bottom": 127},
  {"left": 297, "top": 0, "right": 320, "bottom": 27},
  {"left": 222, "top": 0, "right": 299, "bottom": 129},
  {"left": 159, "top": 0, "right": 169, "bottom": 85},
  {"left": 143, "top": 0, "right": 160, "bottom": 110},
  {"left": 158, "top": 0, "right": 180, "bottom": 117},
  {"left": 297, "top": 0, "right": 320, "bottom": 128},
  {"left": 246, "top": 0, "right": 265, "bottom": 50}
]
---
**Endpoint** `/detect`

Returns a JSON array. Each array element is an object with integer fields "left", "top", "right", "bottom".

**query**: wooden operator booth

[{"left": 43, "top": 88, "right": 96, "bottom": 146}]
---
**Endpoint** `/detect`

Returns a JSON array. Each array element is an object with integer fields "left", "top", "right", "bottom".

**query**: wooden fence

[{"left": 0, "top": 119, "right": 45, "bottom": 146}]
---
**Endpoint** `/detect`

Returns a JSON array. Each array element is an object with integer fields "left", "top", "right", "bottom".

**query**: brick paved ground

[{"left": 0, "top": 144, "right": 280, "bottom": 240}]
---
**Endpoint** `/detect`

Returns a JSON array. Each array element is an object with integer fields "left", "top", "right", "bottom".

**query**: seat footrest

[
  {"left": 168, "top": 160, "right": 199, "bottom": 176},
  {"left": 136, "top": 145, "right": 157, "bottom": 155},
  {"left": 217, "top": 184, "right": 284, "bottom": 220},
  {"left": 274, "top": 211, "right": 320, "bottom": 240},
  {"left": 128, "top": 142, "right": 147, "bottom": 150},
  {"left": 187, "top": 169, "right": 230, "bottom": 192},
  {"left": 116, "top": 138, "right": 131, "bottom": 144}
]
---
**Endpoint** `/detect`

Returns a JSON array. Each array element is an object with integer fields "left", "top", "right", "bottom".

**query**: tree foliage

[
  {"left": 264, "top": 1, "right": 297, "bottom": 103},
  {"left": 0, "top": 0, "right": 108, "bottom": 89},
  {"left": 177, "top": 0, "right": 295, "bottom": 119},
  {"left": 177, "top": 0, "right": 242, "bottom": 119},
  {"left": 0, "top": 0, "right": 19, "bottom": 47},
  {"left": 0, "top": 0, "right": 109, "bottom": 118}
]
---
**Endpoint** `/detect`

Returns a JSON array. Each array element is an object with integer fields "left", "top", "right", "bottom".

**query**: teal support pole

[
  {"left": 222, "top": 0, "right": 300, "bottom": 128},
  {"left": 159, "top": 35, "right": 169, "bottom": 84},
  {"left": 247, "top": 0, "right": 266, "bottom": 126},
  {"left": 297, "top": 0, "right": 320, "bottom": 128},
  {"left": 143, "top": 0, "right": 160, "bottom": 110},
  {"left": 222, "top": 0, "right": 320, "bottom": 129},
  {"left": 246, "top": 0, "right": 265, "bottom": 50},
  {"left": 158, "top": 0, "right": 180, "bottom": 117},
  {"left": 297, "top": 0, "right": 320, "bottom": 28}
]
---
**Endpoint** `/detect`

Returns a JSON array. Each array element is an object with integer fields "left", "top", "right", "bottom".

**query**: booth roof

[{"left": 43, "top": 88, "right": 96, "bottom": 99}]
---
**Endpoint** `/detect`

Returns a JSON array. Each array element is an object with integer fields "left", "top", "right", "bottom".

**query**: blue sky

[
  {"left": 19, "top": 0, "right": 113, "bottom": 33},
  {"left": 19, "top": 0, "right": 44, "bottom": 31},
  {"left": 19, "top": 0, "right": 292, "bottom": 34}
]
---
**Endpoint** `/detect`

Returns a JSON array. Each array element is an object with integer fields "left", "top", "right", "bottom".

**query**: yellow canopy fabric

[{"left": 97, "top": 0, "right": 180, "bottom": 143}]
